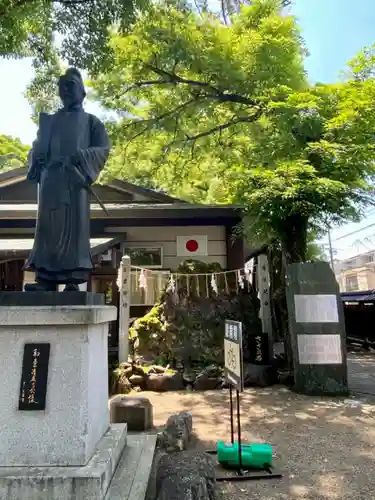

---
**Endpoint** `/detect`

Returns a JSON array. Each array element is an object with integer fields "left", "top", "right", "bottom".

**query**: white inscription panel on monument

[
  {"left": 297, "top": 334, "right": 342, "bottom": 364},
  {"left": 294, "top": 294, "right": 339, "bottom": 323}
]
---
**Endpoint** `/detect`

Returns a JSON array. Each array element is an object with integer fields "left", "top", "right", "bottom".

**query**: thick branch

[
  {"left": 124, "top": 97, "right": 205, "bottom": 141},
  {"left": 129, "top": 97, "right": 204, "bottom": 128},
  {"left": 124, "top": 79, "right": 170, "bottom": 93},
  {"left": 167, "top": 109, "right": 262, "bottom": 147},
  {"left": 146, "top": 65, "right": 258, "bottom": 106}
]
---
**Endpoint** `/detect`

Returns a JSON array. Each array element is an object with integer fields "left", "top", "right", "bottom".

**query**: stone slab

[
  {"left": 286, "top": 262, "right": 348, "bottom": 396},
  {"left": 0, "top": 424, "right": 127, "bottom": 500},
  {"left": 0, "top": 292, "right": 104, "bottom": 306},
  {"left": 110, "top": 395, "right": 153, "bottom": 431},
  {"left": 106, "top": 433, "right": 157, "bottom": 500},
  {"left": 0, "top": 305, "right": 117, "bottom": 467},
  {"left": 0, "top": 305, "right": 116, "bottom": 326}
]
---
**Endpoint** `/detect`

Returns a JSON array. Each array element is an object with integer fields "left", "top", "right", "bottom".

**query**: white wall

[{"left": 104, "top": 225, "right": 227, "bottom": 270}]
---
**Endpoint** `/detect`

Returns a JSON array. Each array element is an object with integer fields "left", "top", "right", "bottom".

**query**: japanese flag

[{"left": 176, "top": 235, "right": 208, "bottom": 257}]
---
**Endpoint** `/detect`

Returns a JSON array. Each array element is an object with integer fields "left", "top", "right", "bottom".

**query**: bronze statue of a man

[{"left": 24, "top": 68, "right": 110, "bottom": 292}]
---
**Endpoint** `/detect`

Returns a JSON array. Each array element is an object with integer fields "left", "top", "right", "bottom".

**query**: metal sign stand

[{"left": 206, "top": 320, "right": 282, "bottom": 482}]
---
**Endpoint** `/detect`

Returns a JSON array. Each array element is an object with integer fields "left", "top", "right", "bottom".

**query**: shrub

[{"left": 130, "top": 260, "right": 262, "bottom": 365}]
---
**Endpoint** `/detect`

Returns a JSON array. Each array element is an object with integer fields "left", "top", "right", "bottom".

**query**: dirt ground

[{"left": 146, "top": 387, "right": 375, "bottom": 500}]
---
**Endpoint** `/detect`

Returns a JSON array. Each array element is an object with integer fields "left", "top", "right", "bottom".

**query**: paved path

[{"left": 348, "top": 353, "right": 375, "bottom": 395}]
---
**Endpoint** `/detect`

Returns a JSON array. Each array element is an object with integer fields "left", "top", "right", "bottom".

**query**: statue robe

[{"left": 24, "top": 108, "right": 110, "bottom": 284}]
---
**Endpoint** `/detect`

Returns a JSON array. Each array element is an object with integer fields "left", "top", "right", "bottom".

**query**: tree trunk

[
  {"left": 268, "top": 245, "right": 283, "bottom": 343},
  {"left": 279, "top": 213, "right": 309, "bottom": 265},
  {"left": 278, "top": 213, "right": 309, "bottom": 370}
]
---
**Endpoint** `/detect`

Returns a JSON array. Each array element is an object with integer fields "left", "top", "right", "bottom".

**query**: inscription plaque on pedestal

[{"left": 19, "top": 343, "right": 50, "bottom": 411}]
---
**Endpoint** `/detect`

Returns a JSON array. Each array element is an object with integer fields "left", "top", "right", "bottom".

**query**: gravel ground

[{"left": 146, "top": 387, "right": 375, "bottom": 500}]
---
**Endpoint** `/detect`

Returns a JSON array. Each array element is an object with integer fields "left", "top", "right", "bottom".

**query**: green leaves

[
  {"left": 0, "top": 135, "right": 30, "bottom": 171},
  {"left": 89, "top": 0, "right": 375, "bottom": 262},
  {"left": 91, "top": 0, "right": 305, "bottom": 187},
  {"left": 0, "top": 0, "right": 148, "bottom": 70},
  {"left": 1, "top": 0, "right": 149, "bottom": 115}
]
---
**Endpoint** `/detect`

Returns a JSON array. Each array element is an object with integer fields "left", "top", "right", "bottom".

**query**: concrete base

[
  {"left": 0, "top": 305, "right": 117, "bottom": 467},
  {"left": 0, "top": 292, "right": 104, "bottom": 306},
  {"left": 0, "top": 424, "right": 127, "bottom": 500},
  {"left": 106, "top": 433, "right": 158, "bottom": 500}
]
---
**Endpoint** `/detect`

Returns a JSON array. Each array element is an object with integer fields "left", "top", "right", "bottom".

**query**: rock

[
  {"left": 116, "top": 374, "right": 132, "bottom": 394},
  {"left": 158, "top": 411, "right": 193, "bottom": 452},
  {"left": 146, "top": 372, "right": 184, "bottom": 392},
  {"left": 135, "top": 356, "right": 153, "bottom": 366},
  {"left": 194, "top": 376, "right": 222, "bottom": 391},
  {"left": 194, "top": 365, "right": 223, "bottom": 391},
  {"left": 121, "top": 366, "right": 133, "bottom": 378},
  {"left": 155, "top": 451, "right": 221, "bottom": 500},
  {"left": 243, "top": 363, "right": 278, "bottom": 387},
  {"left": 132, "top": 364, "right": 148, "bottom": 377},
  {"left": 199, "top": 364, "right": 223, "bottom": 378},
  {"left": 182, "top": 369, "right": 196, "bottom": 384},
  {"left": 129, "top": 374, "right": 147, "bottom": 387},
  {"left": 148, "top": 365, "right": 166, "bottom": 374},
  {"left": 119, "top": 362, "right": 132, "bottom": 370}
]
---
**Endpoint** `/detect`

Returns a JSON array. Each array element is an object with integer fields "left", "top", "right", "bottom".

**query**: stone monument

[
  {"left": 0, "top": 69, "right": 127, "bottom": 499},
  {"left": 286, "top": 262, "right": 348, "bottom": 396}
]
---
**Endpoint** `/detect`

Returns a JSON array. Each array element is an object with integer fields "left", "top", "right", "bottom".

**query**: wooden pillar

[
  {"left": 117, "top": 255, "right": 131, "bottom": 364},
  {"left": 225, "top": 221, "right": 244, "bottom": 269},
  {"left": 257, "top": 254, "right": 274, "bottom": 360}
]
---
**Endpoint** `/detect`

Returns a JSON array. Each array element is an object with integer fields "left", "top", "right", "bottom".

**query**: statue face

[{"left": 59, "top": 77, "right": 84, "bottom": 109}]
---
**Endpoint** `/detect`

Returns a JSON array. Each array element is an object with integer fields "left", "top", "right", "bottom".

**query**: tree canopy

[
  {"left": 90, "top": 0, "right": 375, "bottom": 263},
  {"left": 1, "top": 0, "right": 150, "bottom": 118},
  {"left": 0, "top": 0, "right": 148, "bottom": 71},
  {"left": 0, "top": 135, "right": 30, "bottom": 171}
]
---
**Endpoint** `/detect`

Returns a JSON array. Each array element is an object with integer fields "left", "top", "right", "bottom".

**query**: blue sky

[{"left": 0, "top": 0, "right": 374, "bottom": 259}]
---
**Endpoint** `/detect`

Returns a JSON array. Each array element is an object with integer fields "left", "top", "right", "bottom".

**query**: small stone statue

[{"left": 24, "top": 68, "right": 110, "bottom": 292}]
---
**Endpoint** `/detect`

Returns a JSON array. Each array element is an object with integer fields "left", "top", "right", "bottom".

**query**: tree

[
  {"left": 1, "top": 0, "right": 151, "bottom": 120},
  {"left": 0, "top": 0, "right": 148, "bottom": 73},
  {"left": 0, "top": 135, "right": 30, "bottom": 171},
  {"left": 93, "top": 0, "right": 306, "bottom": 201},
  {"left": 92, "top": 0, "right": 375, "bottom": 265}
]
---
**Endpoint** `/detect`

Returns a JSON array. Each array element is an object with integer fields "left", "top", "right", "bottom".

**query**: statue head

[{"left": 58, "top": 68, "right": 86, "bottom": 110}]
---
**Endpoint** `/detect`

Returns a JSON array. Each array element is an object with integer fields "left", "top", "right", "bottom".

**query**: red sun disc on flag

[{"left": 185, "top": 239, "right": 199, "bottom": 252}]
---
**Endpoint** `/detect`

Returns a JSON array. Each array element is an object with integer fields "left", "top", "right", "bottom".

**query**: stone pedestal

[{"left": 0, "top": 304, "right": 127, "bottom": 500}]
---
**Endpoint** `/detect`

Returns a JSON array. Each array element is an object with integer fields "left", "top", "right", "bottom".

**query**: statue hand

[
  {"left": 34, "top": 154, "right": 46, "bottom": 166},
  {"left": 70, "top": 152, "right": 80, "bottom": 165}
]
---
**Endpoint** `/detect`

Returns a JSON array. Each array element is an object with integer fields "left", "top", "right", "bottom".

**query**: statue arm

[
  {"left": 70, "top": 116, "right": 110, "bottom": 187},
  {"left": 27, "top": 135, "right": 44, "bottom": 184}
]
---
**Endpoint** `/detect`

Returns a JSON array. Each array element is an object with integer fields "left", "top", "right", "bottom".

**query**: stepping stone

[{"left": 110, "top": 395, "right": 153, "bottom": 431}]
